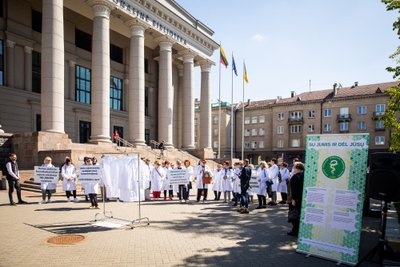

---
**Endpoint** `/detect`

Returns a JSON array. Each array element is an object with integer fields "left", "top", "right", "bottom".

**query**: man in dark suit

[
  {"left": 239, "top": 159, "right": 252, "bottom": 214},
  {"left": 5, "top": 153, "right": 27, "bottom": 205}
]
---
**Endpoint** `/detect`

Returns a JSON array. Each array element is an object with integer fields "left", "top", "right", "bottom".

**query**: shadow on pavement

[{"left": 25, "top": 220, "right": 117, "bottom": 234}]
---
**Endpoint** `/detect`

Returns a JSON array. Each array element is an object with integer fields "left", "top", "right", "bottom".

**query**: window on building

[
  {"left": 79, "top": 120, "right": 91, "bottom": 143},
  {"left": 277, "top": 126, "right": 284, "bottom": 134},
  {"left": 376, "top": 104, "right": 386, "bottom": 115},
  {"left": 277, "top": 140, "right": 284, "bottom": 148},
  {"left": 308, "top": 110, "right": 316, "bottom": 118},
  {"left": 36, "top": 114, "right": 41, "bottom": 132},
  {"left": 213, "top": 141, "right": 218, "bottom": 149},
  {"left": 340, "top": 122, "right": 349, "bottom": 132},
  {"left": 244, "top": 129, "right": 250, "bottom": 137},
  {"left": 145, "top": 129, "right": 150, "bottom": 145},
  {"left": 213, "top": 128, "right": 218, "bottom": 137},
  {"left": 110, "top": 76, "right": 122, "bottom": 110},
  {"left": 259, "top": 115, "right": 265, "bottom": 123},
  {"left": 145, "top": 87, "right": 149, "bottom": 116},
  {"left": 113, "top": 126, "right": 123, "bottom": 139},
  {"left": 252, "top": 116, "right": 258, "bottom": 124},
  {"left": 213, "top": 115, "right": 219, "bottom": 124},
  {"left": 357, "top": 121, "right": 366, "bottom": 130},
  {"left": 375, "top": 136, "right": 385, "bottom": 145},
  {"left": 290, "top": 111, "right": 302, "bottom": 119},
  {"left": 259, "top": 141, "right": 264, "bottom": 148},
  {"left": 75, "top": 29, "right": 92, "bottom": 52},
  {"left": 376, "top": 120, "right": 385, "bottom": 130},
  {"left": 32, "top": 9, "right": 42, "bottom": 33},
  {"left": 308, "top": 124, "right": 315, "bottom": 133},
  {"left": 251, "top": 129, "right": 257, "bottom": 136},
  {"left": 144, "top": 58, "right": 149, "bottom": 74},
  {"left": 0, "top": 40, "right": 4, "bottom": 85},
  {"left": 357, "top": 106, "right": 367, "bottom": 115},
  {"left": 110, "top": 44, "right": 123, "bottom": 64},
  {"left": 291, "top": 139, "right": 300, "bottom": 148},
  {"left": 323, "top": 109, "right": 332, "bottom": 117},
  {"left": 290, "top": 125, "right": 301, "bottom": 133},
  {"left": 340, "top": 107, "right": 349, "bottom": 117},
  {"left": 244, "top": 141, "right": 250, "bottom": 149},
  {"left": 244, "top": 117, "right": 250, "bottom": 124},
  {"left": 277, "top": 113, "right": 284, "bottom": 121},
  {"left": 259, "top": 128, "right": 265, "bottom": 136},
  {"left": 323, "top": 123, "right": 332, "bottom": 132},
  {"left": 32, "top": 51, "right": 41, "bottom": 93},
  {"left": 251, "top": 141, "right": 257, "bottom": 149},
  {"left": 75, "top": 65, "right": 91, "bottom": 104}
]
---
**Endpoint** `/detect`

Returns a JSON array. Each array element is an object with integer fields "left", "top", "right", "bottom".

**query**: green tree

[{"left": 382, "top": 0, "right": 400, "bottom": 151}]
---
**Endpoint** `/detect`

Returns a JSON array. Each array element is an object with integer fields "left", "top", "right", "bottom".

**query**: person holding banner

[
  {"left": 221, "top": 161, "right": 233, "bottom": 203},
  {"left": 151, "top": 161, "right": 164, "bottom": 200},
  {"left": 212, "top": 164, "right": 223, "bottom": 201},
  {"left": 81, "top": 156, "right": 99, "bottom": 209},
  {"left": 174, "top": 160, "right": 186, "bottom": 203},
  {"left": 162, "top": 160, "right": 173, "bottom": 200},
  {"left": 184, "top": 160, "right": 193, "bottom": 202},
  {"left": 61, "top": 157, "right": 78, "bottom": 203},
  {"left": 39, "top": 157, "right": 57, "bottom": 204},
  {"left": 195, "top": 159, "right": 212, "bottom": 203},
  {"left": 256, "top": 161, "right": 268, "bottom": 209},
  {"left": 287, "top": 162, "right": 304, "bottom": 237}
]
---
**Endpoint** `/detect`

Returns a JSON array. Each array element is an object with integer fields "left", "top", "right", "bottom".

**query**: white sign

[
  {"left": 78, "top": 165, "right": 102, "bottom": 183},
  {"left": 168, "top": 169, "right": 188, "bottom": 185},
  {"left": 34, "top": 166, "right": 59, "bottom": 184},
  {"left": 249, "top": 170, "right": 259, "bottom": 191}
]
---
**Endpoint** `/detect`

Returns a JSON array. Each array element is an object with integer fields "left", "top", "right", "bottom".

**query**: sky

[{"left": 176, "top": 0, "right": 399, "bottom": 104}]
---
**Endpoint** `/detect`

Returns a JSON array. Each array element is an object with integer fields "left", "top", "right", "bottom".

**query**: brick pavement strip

[{"left": 0, "top": 190, "right": 382, "bottom": 267}]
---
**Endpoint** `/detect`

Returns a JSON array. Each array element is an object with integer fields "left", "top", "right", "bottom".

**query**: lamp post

[{"left": 241, "top": 99, "right": 250, "bottom": 160}]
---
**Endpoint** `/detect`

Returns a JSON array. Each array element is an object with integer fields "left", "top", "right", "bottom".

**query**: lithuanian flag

[{"left": 220, "top": 45, "right": 229, "bottom": 68}]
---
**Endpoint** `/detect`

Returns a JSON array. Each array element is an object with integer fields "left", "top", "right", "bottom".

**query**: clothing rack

[{"left": 93, "top": 152, "right": 150, "bottom": 229}]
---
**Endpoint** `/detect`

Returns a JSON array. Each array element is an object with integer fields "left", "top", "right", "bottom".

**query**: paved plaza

[{"left": 0, "top": 190, "right": 384, "bottom": 267}]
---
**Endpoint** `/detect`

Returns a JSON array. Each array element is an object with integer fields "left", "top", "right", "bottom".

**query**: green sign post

[{"left": 297, "top": 134, "right": 369, "bottom": 265}]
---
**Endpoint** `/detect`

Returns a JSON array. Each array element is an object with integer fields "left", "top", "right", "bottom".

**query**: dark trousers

[
  {"left": 164, "top": 189, "right": 173, "bottom": 197},
  {"left": 89, "top": 193, "right": 98, "bottom": 207},
  {"left": 7, "top": 179, "right": 22, "bottom": 204},
  {"left": 178, "top": 185, "right": 188, "bottom": 200},
  {"left": 241, "top": 190, "right": 249, "bottom": 208},
  {"left": 281, "top": 192, "right": 288, "bottom": 202},
  {"left": 66, "top": 190, "right": 77, "bottom": 199},
  {"left": 257, "top": 195, "right": 266, "bottom": 207},
  {"left": 197, "top": 188, "right": 208, "bottom": 201},
  {"left": 41, "top": 189, "right": 52, "bottom": 201},
  {"left": 213, "top": 191, "right": 221, "bottom": 200},
  {"left": 233, "top": 192, "right": 241, "bottom": 206}
]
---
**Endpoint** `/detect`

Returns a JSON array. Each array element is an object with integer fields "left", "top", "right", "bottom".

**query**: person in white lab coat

[
  {"left": 82, "top": 157, "right": 99, "bottom": 209},
  {"left": 212, "top": 164, "right": 223, "bottom": 201},
  {"left": 184, "top": 160, "right": 193, "bottom": 202},
  {"left": 278, "top": 162, "right": 290, "bottom": 204},
  {"left": 39, "top": 157, "right": 57, "bottom": 204},
  {"left": 61, "top": 157, "right": 78, "bottom": 202},
  {"left": 195, "top": 159, "right": 212, "bottom": 203},
  {"left": 267, "top": 158, "right": 279, "bottom": 206},
  {"left": 162, "top": 160, "right": 173, "bottom": 200},
  {"left": 221, "top": 161, "right": 233, "bottom": 203},
  {"left": 232, "top": 161, "right": 242, "bottom": 206},
  {"left": 151, "top": 161, "right": 164, "bottom": 200},
  {"left": 256, "top": 161, "right": 268, "bottom": 209}
]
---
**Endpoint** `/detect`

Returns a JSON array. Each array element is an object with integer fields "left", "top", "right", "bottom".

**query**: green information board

[{"left": 297, "top": 134, "right": 369, "bottom": 265}]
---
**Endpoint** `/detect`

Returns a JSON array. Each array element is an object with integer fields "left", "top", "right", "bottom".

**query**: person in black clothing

[
  {"left": 287, "top": 162, "right": 305, "bottom": 237},
  {"left": 239, "top": 159, "right": 252, "bottom": 214},
  {"left": 158, "top": 140, "right": 165, "bottom": 157},
  {"left": 4, "top": 153, "right": 27, "bottom": 205}
]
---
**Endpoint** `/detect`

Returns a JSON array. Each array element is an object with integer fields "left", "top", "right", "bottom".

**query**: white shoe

[
  {"left": 67, "top": 198, "right": 71, "bottom": 202},
  {"left": 73, "top": 198, "right": 79, "bottom": 203},
  {"left": 39, "top": 200, "right": 46, "bottom": 204}
]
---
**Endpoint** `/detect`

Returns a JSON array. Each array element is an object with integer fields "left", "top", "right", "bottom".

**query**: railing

[
  {"left": 336, "top": 114, "right": 352, "bottom": 122},
  {"left": 115, "top": 137, "right": 135, "bottom": 148},
  {"left": 372, "top": 111, "right": 384, "bottom": 120},
  {"left": 288, "top": 117, "right": 304, "bottom": 124}
]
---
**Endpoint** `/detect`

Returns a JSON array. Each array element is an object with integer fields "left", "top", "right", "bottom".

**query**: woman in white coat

[
  {"left": 162, "top": 160, "right": 173, "bottom": 200},
  {"left": 82, "top": 157, "right": 100, "bottom": 209},
  {"left": 195, "top": 159, "right": 212, "bottom": 203},
  {"left": 221, "top": 161, "right": 233, "bottom": 203},
  {"left": 268, "top": 158, "right": 279, "bottom": 206},
  {"left": 61, "top": 157, "right": 78, "bottom": 202},
  {"left": 151, "top": 161, "right": 164, "bottom": 200},
  {"left": 278, "top": 162, "right": 290, "bottom": 204},
  {"left": 232, "top": 162, "right": 242, "bottom": 206},
  {"left": 256, "top": 161, "right": 268, "bottom": 209},
  {"left": 212, "top": 164, "right": 223, "bottom": 201},
  {"left": 39, "top": 156, "right": 57, "bottom": 204},
  {"left": 184, "top": 160, "right": 193, "bottom": 202}
]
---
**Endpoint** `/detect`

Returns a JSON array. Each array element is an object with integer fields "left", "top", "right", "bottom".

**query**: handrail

[{"left": 116, "top": 137, "right": 135, "bottom": 148}]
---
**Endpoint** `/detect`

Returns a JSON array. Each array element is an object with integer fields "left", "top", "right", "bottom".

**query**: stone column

[
  {"left": 41, "top": 0, "right": 64, "bottom": 133},
  {"left": 177, "top": 67, "right": 183, "bottom": 149},
  {"left": 127, "top": 22, "right": 146, "bottom": 146},
  {"left": 158, "top": 40, "right": 174, "bottom": 147},
  {"left": 68, "top": 60, "right": 76, "bottom": 100},
  {"left": 6, "top": 40, "right": 15, "bottom": 88},
  {"left": 200, "top": 62, "right": 212, "bottom": 148},
  {"left": 24, "top": 46, "right": 33, "bottom": 91},
  {"left": 90, "top": 2, "right": 111, "bottom": 143},
  {"left": 182, "top": 53, "right": 195, "bottom": 149}
]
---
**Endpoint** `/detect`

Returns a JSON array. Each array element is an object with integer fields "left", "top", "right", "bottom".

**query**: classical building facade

[
  {"left": 0, "top": 0, "right": 217, "bottom": 153},
  {"left": 195, "top": 82, "right": 395, "bottom": 164}
]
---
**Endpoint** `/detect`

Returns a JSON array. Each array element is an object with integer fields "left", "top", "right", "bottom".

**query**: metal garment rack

[{"left": 94, "top": 152, "right": 150, "bottom": 229}]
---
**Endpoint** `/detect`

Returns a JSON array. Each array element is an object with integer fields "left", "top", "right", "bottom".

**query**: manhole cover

[{"left": 47, "top": 234, "right": 85, "bottom": 245}]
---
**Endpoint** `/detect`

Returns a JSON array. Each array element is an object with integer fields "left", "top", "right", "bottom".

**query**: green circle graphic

[{"left": 322, "top": 156, "right": 345, "bottom": 179}]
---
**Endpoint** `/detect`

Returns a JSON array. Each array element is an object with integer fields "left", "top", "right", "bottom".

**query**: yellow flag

[{"left": 243, "top": 62, "right": 249, "bottom": 84}]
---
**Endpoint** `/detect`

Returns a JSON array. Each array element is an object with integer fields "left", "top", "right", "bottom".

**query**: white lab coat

[
  {"left": 161, "top": 167, "right": 173, "bottom": 191},
  {"left": 278, "top": 167, "right": 289, "bottom": 193},
  {"left": 40, "top": 163, "right": 57, "bottom": 190},
  {"left": 221, "top": 168, "right": 233, "bottom": 192},
  {"left": 232, "top": 167, "right": 241, "bottom": 193},
  {"left": 194, "top": 165, "right": 212, "bottom": 189},
  {"left": 151, "top": 166, "right": 165, "bottom": 192},
  {"left": 257, "top": 167, "right": 268, "bottom": 195},
  {"left": 268, "top": 164, "right": 279, "bottom": 192},
  {"left": 61, "top": 164, "right": 77, "bottom": 191},
  {"left": 212, "top": 169, "right": 223, "bottom": 192}
]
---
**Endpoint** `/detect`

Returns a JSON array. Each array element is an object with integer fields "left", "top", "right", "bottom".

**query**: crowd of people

[{"left": 3, "top": 153, "right": 305, "bottom": 237}]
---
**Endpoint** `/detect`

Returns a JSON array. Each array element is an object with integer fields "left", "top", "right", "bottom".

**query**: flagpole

[
  {"left": 218, "top": 43, "right": 222, "bottom": 160},
  {"left": 241, "top": 60, "right": 245, "bottom": 160},
  {"left": 230, "top": 52, "right": 234, "bottom": 162}
]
